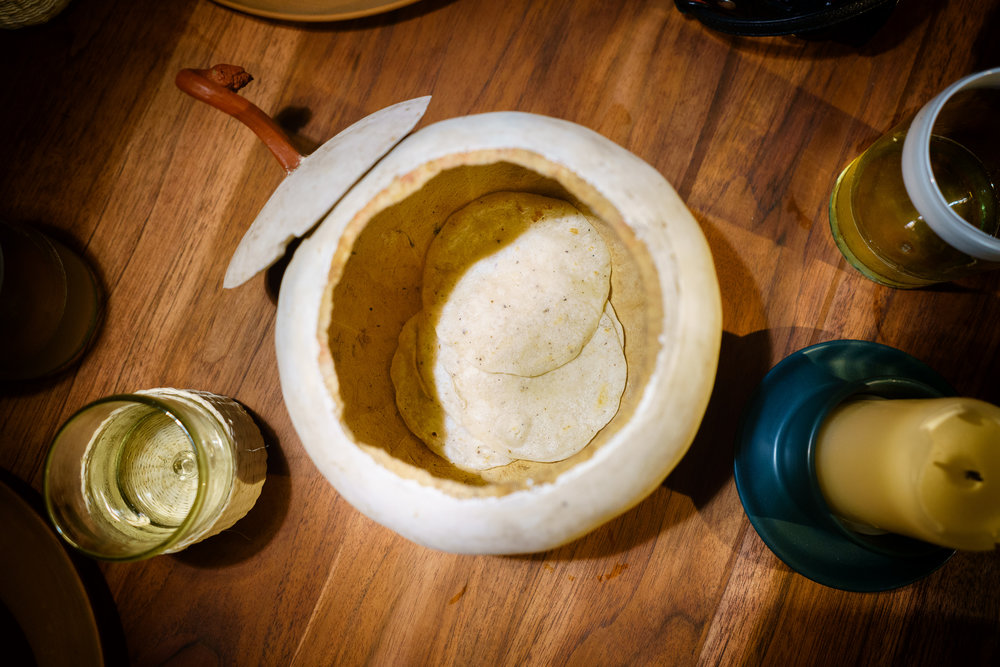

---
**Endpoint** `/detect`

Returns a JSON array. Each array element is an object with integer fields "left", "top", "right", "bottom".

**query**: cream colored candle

[{"left": 815, "top": 397, "right": 1000, "bottom": 550}]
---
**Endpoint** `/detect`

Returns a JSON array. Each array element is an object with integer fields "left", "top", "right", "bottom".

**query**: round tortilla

[
  {"left": 423, "top": 192, "right": 611, "bottom": 377},
  {"left": 420, "top": 305, "right": 626, "bottom": 462},
  {"left": 390, "top": 315, "right": 512, "bottom": 471}
]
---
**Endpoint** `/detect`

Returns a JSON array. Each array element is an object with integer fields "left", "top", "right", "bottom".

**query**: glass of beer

[
  {"left": 829, "top": 68, "right": 1000, "bottom": 288},
  {"left": 44, "top": 388, "right": 267, "bottom": 561}
]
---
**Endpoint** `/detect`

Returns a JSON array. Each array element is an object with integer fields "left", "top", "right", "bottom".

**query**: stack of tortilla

[{"left": 391, "top": 192, "right": 627, "bottom": 471}]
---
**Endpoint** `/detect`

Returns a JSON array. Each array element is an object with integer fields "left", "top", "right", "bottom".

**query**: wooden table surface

[{"left": 2, "top": 0, "right": 999, "bottom": 664}]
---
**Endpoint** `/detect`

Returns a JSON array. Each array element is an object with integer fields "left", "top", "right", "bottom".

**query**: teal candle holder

[{"left": 735, "top": 340, "right": 956, "bottom": 592}]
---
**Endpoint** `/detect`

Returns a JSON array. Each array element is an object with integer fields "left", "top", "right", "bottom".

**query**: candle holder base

[{"left": 735, "top": 340, "right": 955, "bottom": 592}]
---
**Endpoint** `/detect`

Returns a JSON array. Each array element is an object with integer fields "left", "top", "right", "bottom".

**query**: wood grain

[{"left": 2, "top": 0, "right": 999, "bottom": 664}]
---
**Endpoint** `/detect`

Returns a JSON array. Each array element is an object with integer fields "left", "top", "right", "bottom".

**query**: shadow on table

[
  {"left": 664, "top": 329, "right": 772, "bottom": 511},
  {"left": 172, "top": 408, "right": 290, "bottom": 568}
]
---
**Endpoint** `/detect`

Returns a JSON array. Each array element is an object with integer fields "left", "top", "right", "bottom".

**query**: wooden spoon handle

[{"left": 176, "top": 65, "right": 303, "bottom": 172}]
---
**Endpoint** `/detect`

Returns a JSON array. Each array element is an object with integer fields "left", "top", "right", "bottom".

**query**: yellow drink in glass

[
  {"left": 829, "top": 72, "right": 1000, "bottom": 287},
  {"left": 45, "top": 389, "right": 266, "bottom": 561}
]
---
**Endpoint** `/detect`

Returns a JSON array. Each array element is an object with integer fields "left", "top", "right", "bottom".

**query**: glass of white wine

[
  {"left": 44, "top": 388, "right": 266, "bottom": 561},
  {"left": 830, "top": 68, "right": 1000, "bottom": 288}
]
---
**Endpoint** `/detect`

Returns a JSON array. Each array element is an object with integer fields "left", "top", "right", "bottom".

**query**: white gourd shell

[{"left": 275, "top": 111, "right": 722, "bottom": 554}]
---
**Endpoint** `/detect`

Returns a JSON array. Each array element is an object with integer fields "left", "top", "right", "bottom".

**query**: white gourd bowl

[{"left": 276, "top": 111, "right": 722, "bottom": 554}]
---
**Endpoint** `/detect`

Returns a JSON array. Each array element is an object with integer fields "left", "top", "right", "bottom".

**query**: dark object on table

[{"left": 674, "top": 0, "right": 898, "bottom": 39}]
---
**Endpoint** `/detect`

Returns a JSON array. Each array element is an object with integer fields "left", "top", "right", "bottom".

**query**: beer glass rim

[
  {"left": 902, "top": 67, "right": 1000, "bottom": 261},
  {"left": 43, "top": 392, "right": 211, "bottom": 561}
]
